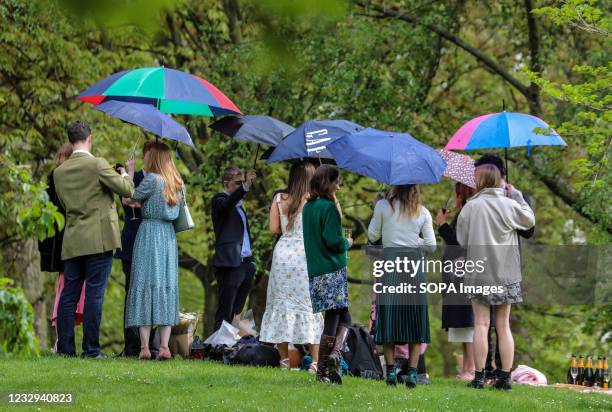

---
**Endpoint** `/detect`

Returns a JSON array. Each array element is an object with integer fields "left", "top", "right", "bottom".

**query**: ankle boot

[
  {"left": 386, "top": 365, "right": 398, "bottom": 386},
  {"left": 316, "top": 335, "right": 335, "bottom": 383},
  {"left": 493, "top": 370, "right": 512, "bottom": 390},
  {"left": 405, "top": 367, "right": 418, "bottom": 388},
  {"left": 327, "top": 325, "right": 349, "bottom": 384},
  {"left": 468, "top": 369, "right": 485, "bottom": 389}
]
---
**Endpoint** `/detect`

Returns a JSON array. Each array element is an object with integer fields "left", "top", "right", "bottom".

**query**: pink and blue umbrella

[{"left": 445, "top": 112, "right": 566, "bottom": 152}]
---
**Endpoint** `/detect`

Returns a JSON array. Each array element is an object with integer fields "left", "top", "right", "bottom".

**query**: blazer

[
  {"left": 457, "top": 187, "right": 535, "bottom": 287},
  {"left": 38, "top": 173, "right": 65, "bottom": 272},
  {"left": 53, "top": 152, "right": 134, "bottom": 260},
  {"left": 211, "top": 185, "right": 252, "bottom": 268},
  {"left": 115, "top": 170, "right": 145, "bottom": 261}
]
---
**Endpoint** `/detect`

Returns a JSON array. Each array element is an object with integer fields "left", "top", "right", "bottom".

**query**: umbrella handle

[
  {"left": 505, "top": 147, "right": 509, "bottom": 184},
  {"left": 253, "top": 144, "right": 260, "bottom": 169}
]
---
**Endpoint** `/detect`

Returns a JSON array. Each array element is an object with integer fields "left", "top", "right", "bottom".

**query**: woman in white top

[
  {"left": 368, "top": 184, "right": 436, "bottom": 388},
  {"left": 260, "top": 161, "right": 324, "bottom": 372}
]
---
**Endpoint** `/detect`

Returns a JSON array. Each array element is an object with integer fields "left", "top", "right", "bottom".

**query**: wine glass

[
  {"left": 570, "top": 366, "right": 579, "bottom": 385},
  {"left": 343, "top": 227, "right": 353, "bottom": 261},
  {"left": 130, "top": 204, "right": 138, "bottom": 221}
]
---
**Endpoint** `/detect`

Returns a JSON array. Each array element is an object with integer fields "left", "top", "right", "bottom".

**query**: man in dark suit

[
  {"left": 211, "top": 166, "right": 257, "bottom": 331},
  {"left": 115, "top": 141, "right": 155, "bottom": 356},
  {"left": 474, "top": 153, "right": 535, "bottom": 382}
]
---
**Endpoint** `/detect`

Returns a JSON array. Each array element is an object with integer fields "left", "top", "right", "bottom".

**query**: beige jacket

[
  {"left": 54, "top": 152, "right": 134, "bottom": 260},
  {"left": 456, "top": 187, "right": 535, "bottom": 286}
]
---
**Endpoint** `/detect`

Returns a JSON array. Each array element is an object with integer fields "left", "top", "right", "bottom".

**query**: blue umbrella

[
  {"left": 327, "top": 128, "right": 446, "bottom": 184},
  {"left": 95, "top": 100, "right": 194, "bottom": 147},
  {"left": 266, "top": 119, "right": 364, "bottom": 163},
  {"left": 210, "top": 115, "right": 294, "bottom": 146}
]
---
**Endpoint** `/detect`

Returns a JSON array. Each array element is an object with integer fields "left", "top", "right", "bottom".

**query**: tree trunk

[{"left": 2, "top": 239, "right": 48, "bottom": 349}]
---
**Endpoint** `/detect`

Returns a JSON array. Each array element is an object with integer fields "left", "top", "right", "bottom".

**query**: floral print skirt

[
  {"left": 468, "top": 282, "right": 523, "bottom": 305},
  {"left": 309, "top": 267, "right": 349, "bottom": 313}
]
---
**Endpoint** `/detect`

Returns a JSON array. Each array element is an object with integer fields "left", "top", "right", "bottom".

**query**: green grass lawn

[{"left": 1, "top": 356, "right": 610, "bottom": 411}]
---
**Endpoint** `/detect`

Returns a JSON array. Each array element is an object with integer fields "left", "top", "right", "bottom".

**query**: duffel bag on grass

[{"left": 225, "top": 342, "right": 280, "bottom": 367}]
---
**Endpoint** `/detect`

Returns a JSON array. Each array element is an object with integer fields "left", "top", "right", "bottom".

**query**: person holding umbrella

[
  {"left": 474, "top": 153, "right": 535, "bottom": 384},
  {"left": 456, "top": 164, "right": 535, "bottom": 390},
  {"left": 54, "top": 121, "right": 135, "bottom": 358},
  {"left": 302, "top": 165, "right": 353, "bottom": 384},
  {"left": 211, "top": 167, "right": 257, "bottom": 332}
]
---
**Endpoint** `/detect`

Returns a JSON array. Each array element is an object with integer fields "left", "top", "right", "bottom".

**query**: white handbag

[{"left": 174, "top": 187, "right": 194, "bottom": 233}]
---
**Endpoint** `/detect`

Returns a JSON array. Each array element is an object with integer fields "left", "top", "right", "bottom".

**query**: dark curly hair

[{"left": 474, "top": 153, "right": 506, "bottom": 178}]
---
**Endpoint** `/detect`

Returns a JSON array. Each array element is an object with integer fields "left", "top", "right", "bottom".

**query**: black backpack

[
  {"left": 342, "top": 324, "right": 384, "bottom": 380},
  {"left": 224, "top": 336, "right": 280, "bottom": 367}
]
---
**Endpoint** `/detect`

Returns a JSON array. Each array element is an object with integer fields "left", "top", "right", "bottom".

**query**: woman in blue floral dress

[{"left": 125, "top": 142, "right": 183, "bottom": 360}]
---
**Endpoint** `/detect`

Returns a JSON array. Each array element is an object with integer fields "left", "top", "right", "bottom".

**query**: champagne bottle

[
  {"left": 583, "top": 355, "right": 594, "bottom": 387},
  {"left": 567, "top": 354, "right": 577, "bottom": 384},
  {"left": 593, "top": 356, "right": 602, "bottom": 388},
  {"left": 576, "top": 355, "right": 585, "bottom": 385},
  {"left": 603, "top": 357, "right": 609, "bottom": 389}
]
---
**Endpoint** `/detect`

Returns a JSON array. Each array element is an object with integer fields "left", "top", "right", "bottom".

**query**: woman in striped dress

[{"left": 368, "top": 185, "right": 436, "bottom": 388}]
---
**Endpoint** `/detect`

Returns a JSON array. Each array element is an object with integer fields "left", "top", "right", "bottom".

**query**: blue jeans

[{"left": 57, "top": 251, "right": 113, "bottom": 357}]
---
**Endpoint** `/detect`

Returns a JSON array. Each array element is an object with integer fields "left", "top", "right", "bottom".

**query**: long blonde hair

[
  {"left": 387, "top": 184, "right": 421, "bottom": 218},
  {"left": 475, "top": 164, "right": 502, "bottom": 193},
  {"left": 283, "top": 161, "right": 316, "bottom": 230},
  {"left": 143, "top": 142, "right": 183, "bottom": 206}
]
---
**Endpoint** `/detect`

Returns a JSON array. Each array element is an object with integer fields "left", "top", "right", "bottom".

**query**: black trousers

[
  {"left": 121, "top": 260, "right": 141, "bottom": 357},
  {"left": 214, "top": 259, "right": 255, "bottom": 331}
]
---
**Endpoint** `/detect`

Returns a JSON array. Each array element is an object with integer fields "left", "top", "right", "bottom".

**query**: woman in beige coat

[{"left": 457, "top": 164, "right": 535, "bottom": 390}]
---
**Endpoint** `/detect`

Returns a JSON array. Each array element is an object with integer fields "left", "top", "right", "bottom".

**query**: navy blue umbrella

[
  {"left": 95, "top": 100, "right": 194, "bottom": 147},
  {"left": 266, "top": 119, "right": 364, "bottom": 163},
  {"left": 326, "top": 128, "right": 446, "bottom": 184},
  {"left": 210, "top": 115, "right": 295, "bottom": 146}
]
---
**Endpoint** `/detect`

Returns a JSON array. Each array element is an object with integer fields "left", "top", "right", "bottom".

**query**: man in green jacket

[{"left": 54, "top": 121, "right": 135, "bottom": 358}]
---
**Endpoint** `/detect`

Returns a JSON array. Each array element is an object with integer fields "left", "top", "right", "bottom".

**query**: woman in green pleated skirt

[{"left": 368, "top": 185, "right": 436, "bottom": 388}]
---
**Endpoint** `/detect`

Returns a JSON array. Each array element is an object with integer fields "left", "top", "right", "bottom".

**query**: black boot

[
  {"left": 316, "top": 335, "right": 335, "bottom": 383},
  {"left": 327, "top": 326, "right": 348, "bottom": 384},
  {"left": 468, "top": 369, "right": 485, "bottom": 389},
  {"left": 493, "top": 370, "right": 512, "bottom": 390}
]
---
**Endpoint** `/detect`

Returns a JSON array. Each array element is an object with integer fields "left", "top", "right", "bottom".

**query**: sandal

[
  {"left": 308, "top": 361, "right": 318, "bottom": 374},
  {"left": 280, "top": 358, "right": 291, "bottom": 370},
  {"left": 157, "top": 346, "right": 171, "bottom": 361},
  {"left": 139, "top": 347, "right": 151, "bottom": 360}
]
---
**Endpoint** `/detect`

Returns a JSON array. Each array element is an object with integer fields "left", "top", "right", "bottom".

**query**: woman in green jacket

[{"left": 303, "top": 165, "right": 353, "bottom": 384}]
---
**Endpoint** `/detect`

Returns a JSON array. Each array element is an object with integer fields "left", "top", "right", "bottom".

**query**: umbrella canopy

[
  {"left": 445, "top": 111, "right": 567, "bottom": 150},
  {"left": 78, "top": 67, "right": 240, "bottom": 117},
  {"left": 437, "top": 149, "right": 476, "bottom": 188},
  {"left": 327, "top": 128, "right": 446, "bottom": 185},
  {"left": 209, "top": 115, "right": 294, "bottom": 146},
  {"left": 266, "top": 119, "right": 364, "bottom": 163},
  {"left": 95, "top": 100, "right": 194, "bottom": 147}
]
